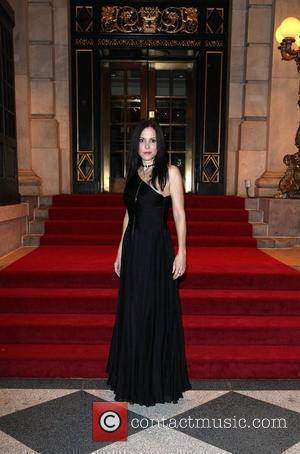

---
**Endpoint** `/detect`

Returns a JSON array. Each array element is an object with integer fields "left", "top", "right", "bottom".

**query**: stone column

[
  {"left": 10, "top": 0, "right": 41, "bottom": 196},
  {"left": 234, "top": 0, "right": 273, "bottom": 197},
  {"left": 53, "top": 0, "right": 71, "bottom": 194},
  {"left": 255, "top": 0, "right": 300, "bottom": 196},
  {"left": 11, "top": 0, "right": 71, "bottom": 197},
  {"left": 226, "top": 0, "right": 248, "bottom": 195}
]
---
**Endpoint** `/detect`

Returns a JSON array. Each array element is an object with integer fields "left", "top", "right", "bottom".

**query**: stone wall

[
  {"left": 227, "top": 0, "right": 300, "bottom": 197},
  {"left": 255, "top": 0, "right": 300, "bottom": 196},
  {"left": 0, "top": 204, "right": 28, "bottom": 257},
  {"left": 9, "top": 0, "right": 299, "bottom": 197},
  {"left": 227, "top": 0, "right": 273, "bottom": 196},
  {"left": 11, "top": 0, "right": 71, "bottom": 196},
  {"left": 258, "top": 198, "right": 300, "bottom": 236}
]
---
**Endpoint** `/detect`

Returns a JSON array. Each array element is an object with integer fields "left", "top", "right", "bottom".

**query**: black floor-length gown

[{"left": 105, "top": 171, "right": 192, "bottom": 406}]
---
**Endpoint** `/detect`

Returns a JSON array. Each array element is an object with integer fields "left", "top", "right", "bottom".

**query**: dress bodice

[{"left": 124, "top": 172, "right": 171, "bottom": 235}]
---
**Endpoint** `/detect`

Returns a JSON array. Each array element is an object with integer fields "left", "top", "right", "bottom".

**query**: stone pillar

[
  {"left": 53, "top": 0, "right": 71, "bottom": 194},
  {"left": 229, "top": 0, "right": 274, "bottom": 195},
  {"left": 226, "top": 0, "right": 248, "bottom": 195},
  {"left": 11, "top": 0, "right": 71, "bottom": 196},
  {"left": 255, "top": 0, "right": 300, "bottom": 196},
  {"left": 10, "top": 0, "right": 41, "bottom": 195}
]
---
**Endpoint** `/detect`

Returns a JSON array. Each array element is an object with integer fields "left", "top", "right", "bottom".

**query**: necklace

[
  {"left": 142, "top": 161, "right": 154, "bottom": 178},
  {"left": 141, "top": 164, "right": 154, "bottom": 180}
]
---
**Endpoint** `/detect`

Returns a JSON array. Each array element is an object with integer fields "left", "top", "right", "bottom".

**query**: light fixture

[
  {"left": 279, "top": 17, "right": 300, "bottom": 37},
  {"left": 275, "top": 16, "right": 300, "bottom": 70},
  {"left": 274, "top": 16, "right": 300, "bottom": 198}
]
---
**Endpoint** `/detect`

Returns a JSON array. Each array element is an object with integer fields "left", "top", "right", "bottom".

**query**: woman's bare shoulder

[{"left": 168, "top": 164, "right": 182, "bottom": 181}]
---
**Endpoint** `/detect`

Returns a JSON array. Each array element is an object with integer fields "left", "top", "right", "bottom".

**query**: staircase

[
  {"left": 1, "top": 193, "right": 300, "bottom": 378},
  {"left": 245, "top": 198, "right": 300, "bottom": 248},
  {"left": 23, "top": 193, "right": 257, "bottom": 248},
  {"left": 23, "top": 194, "right": 300, "bottom": 248}
]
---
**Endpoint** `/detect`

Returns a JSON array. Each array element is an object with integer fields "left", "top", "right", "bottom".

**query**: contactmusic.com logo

[{"left": 93, "top": 402, "right": 128, "bottom": 441}]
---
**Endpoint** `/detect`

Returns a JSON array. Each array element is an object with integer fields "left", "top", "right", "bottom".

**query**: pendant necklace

[{"left": 142, "top": 162, "right": 154, "bottom": 179}]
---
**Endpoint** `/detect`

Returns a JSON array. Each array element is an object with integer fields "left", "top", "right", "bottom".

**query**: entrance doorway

[
  {"left": 101, "top": 60, "right": 195, "bottom": 192},
  {"left": 71, "top": 1, "right": 229, "bottom": 195}
]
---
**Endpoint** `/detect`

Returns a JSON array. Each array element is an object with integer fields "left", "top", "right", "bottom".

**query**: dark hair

[{"left": 125, "top": 118, "right": 169, "bottom": 191}]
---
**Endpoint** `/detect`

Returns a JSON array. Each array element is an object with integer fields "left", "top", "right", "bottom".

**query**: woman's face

[{"left": 138, "top": 126, "right": 157, "bottom": 162}]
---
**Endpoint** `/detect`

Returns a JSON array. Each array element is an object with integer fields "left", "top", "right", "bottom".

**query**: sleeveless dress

[{"left": 105, "top": 171, "right": 192, "bottom": 406}]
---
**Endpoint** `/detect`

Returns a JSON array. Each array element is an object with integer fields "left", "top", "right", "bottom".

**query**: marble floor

[
  {"left": 0, "top": 247, "right": 299, "bottom": 453},
  {"left": 0, "top": 379, "right": 299, "bottom": 453},
  {"left": 262, "top": 246, "right": 300, "bottom": 273}
]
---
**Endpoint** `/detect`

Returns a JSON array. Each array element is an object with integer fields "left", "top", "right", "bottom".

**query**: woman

[{"left": 105, "top": 118, "right": 192, "bottom": 406}]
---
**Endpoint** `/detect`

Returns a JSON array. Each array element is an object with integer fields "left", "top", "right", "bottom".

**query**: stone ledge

[
  {"left": 256, "top": 236, "right": 300, "bottom": 249},
  {"left": 0, "top": 203, "right": 29, "bottom": 223},
  {"left": 258, "top": 198, "right": 300, "bottom": 236},
  {"left": 0, "top": 204, "right": 29, "bottom": 257}
]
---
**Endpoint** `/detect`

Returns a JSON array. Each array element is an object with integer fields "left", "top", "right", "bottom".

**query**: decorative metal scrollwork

[
  {"left": 140, "top": 7, "right": 160, "bottom": 33},
  {"left": 97, "top": 38, "right": 201, "bottom": 48},
  {"left": 205, "top": 40, "right": 224, "bottom": 48},
  {"left": 275, "top": 150, "right": 300, "bottom": 198},
  {"left": 75, "top": 38, "right": 94, "bottom": 46},
  {"left": 202, "top": 154, "right": 220, "bottom": 183},
  {"left": 206, "top": 8, "right": 224, "bottom": 34},
  {"left": 77, "top": 152, "right": 95, "bottom": 181},
  {"left": 101, "top": 6, "right": 198, "bottom": 34},
  {"left": 157, "top": 7, "right": 198, "bottom": 34},
  {"left": 75, "top": 6, "right": 93, "bottom": 32}
]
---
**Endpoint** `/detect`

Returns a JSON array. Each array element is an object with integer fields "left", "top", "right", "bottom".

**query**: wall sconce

[
  {"left": 276, "top": 17, "right": 300, "bottom": 71},
  {"left": 274, "top": 17, "right": 300, "bottom": 198}
]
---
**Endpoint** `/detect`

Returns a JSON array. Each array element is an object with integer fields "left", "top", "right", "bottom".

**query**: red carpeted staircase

[
  {"left": 0, "top": 193, "right": 300, "bottom": 379},
  {"left": 40, "top": 193, "right": 257, "bottom": 247}
]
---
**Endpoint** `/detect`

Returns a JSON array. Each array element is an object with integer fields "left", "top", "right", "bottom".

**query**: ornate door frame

[
  {"left": 70, "top": 1, "right": 229, "bottom": 194},
  {"left": 0, "top": 0, "right": 20, "bottom": 205}
]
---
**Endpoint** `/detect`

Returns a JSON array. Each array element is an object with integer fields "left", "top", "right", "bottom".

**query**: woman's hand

[
  {"left": 172, "top": 251, "right": 186, "bottom": 280},
  {"left": 114, "top": 252, "right": 121, "bottom": 277}
]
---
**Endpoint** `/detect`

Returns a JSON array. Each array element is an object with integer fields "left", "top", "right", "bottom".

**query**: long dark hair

[{"left": 125, "top": 118, "right": 169, "bottom": 191}]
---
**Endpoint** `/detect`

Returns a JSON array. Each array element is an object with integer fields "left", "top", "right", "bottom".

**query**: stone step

[
  {"left": 23, "top": 197, "right": 298, "bottom": 250},
  {"left": 252, "top": 222, "right": 268, "bottom": 236},
  {"left": 35, "top": 212, "right": 264, "bottom": 224},
  {"left": 29, "top": 221, "right": 45, "bottom": 234},
  {"left": 34, "top": 207, "right": 264, "bottom": 223},
  {"left": 34, "top": 206, "right": 264, "bottom": 222},
  {"left": 22, "top": 234, "right": 42, "bottom": 247},
  {"left": 30, "top": 220, "right": 267, "bottom": 237},
  {"left": 38, "top": 196, "right": 53, "bottom": 208},
  {"left": 256, "top": 236, "right": 299, "bottom": 249},
  {"left": 248, "top": 209, "right": 264, "bottom": 222},
  {"left": 244, "top": 198, "right": 259, "bottom": 210},
  {"left": 34, "top": 208, "right": 49, "bottom": 220},
  {"left": 23, "top": 234, "right": 297, "bottom": 249}
]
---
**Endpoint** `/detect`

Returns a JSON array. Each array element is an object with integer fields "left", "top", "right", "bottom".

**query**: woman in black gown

[{"left": 105, "top": 118, "right": 192, "bottom": 406}]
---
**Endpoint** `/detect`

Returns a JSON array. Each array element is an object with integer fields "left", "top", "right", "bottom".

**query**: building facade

[{"left": 3, "top": 0, "right": 300, "bottom": 199}]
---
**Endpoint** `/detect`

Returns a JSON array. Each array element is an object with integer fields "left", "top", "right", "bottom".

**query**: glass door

[
  {"left": 101, "top": 61, "right": 194, "bottom": 192},
  {"left": 149, "top": 62, "right": 194, "bottom": 191},
  {"left": 101, "top": 62, "right": 147, "bottom": 191}
]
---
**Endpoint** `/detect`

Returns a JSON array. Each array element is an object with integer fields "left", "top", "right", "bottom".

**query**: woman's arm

[
  {"left": 118, "top": 209, "right": 129, "bottom": 254},
  {"left": 114, "top": 209, "right": 129, "bottom": 276},
  {"left": 169, "top": 165, "right": 186, "bottom": 279}
]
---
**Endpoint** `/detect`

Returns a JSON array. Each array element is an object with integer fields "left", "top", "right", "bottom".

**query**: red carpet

[
  {"left": 0, "top": 193, "right": 300, "bottom": 378},
  {"left": 40, "top": 193, "right": 257, "bottom": 247}
]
